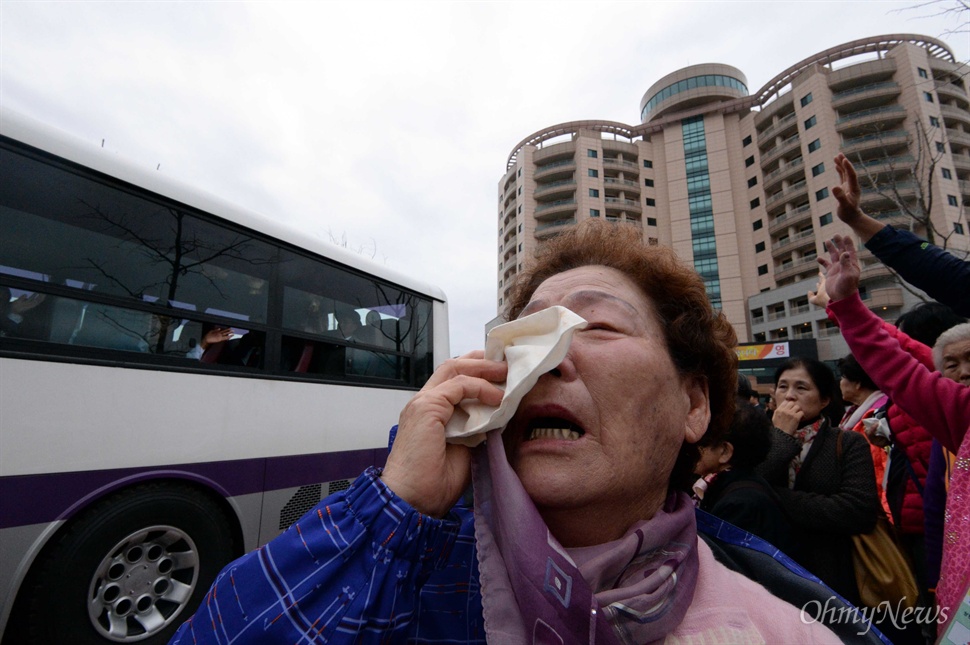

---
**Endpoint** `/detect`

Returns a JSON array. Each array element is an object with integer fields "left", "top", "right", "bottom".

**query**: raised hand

[
  {"left": 819, "top": 235, "right": 861, "bottom": 302},
  {"left": 382, "top": 351, "right": 507, "bottom": 518},
  {"left": 808, "top": 272, "right": 830, "bottom": 309},
  {"left": 832, "top": 154, "right": 883, "bottom": 242},
  {"left": 773, "top": 400, "right": 804, "bottom": 435}
]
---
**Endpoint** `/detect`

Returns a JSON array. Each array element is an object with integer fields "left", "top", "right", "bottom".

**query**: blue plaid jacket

[{"left": 169, "top": 466, "right": 486, "bottom": 644}]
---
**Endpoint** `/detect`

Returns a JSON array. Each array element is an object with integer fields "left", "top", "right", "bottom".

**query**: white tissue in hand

[{"left": 444, "top": 305, "right": 587, "bottom": 447}]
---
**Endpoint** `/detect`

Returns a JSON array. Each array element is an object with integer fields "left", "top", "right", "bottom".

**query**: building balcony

[
  {"left": 602, "top": 157, "right": 639, "bottom": 172},
  {"left": 859, "top": 181, "right": 917, "bottom": 208},
  {"left": 766, "top": 180, "right": 808, "bottom": 211},
  {"left": 768, "top": 203, "right": 812, "bottom": 234},
  {"left": 759, "top": 112, "right": 798, "bottom": 142},
  {"left": 771, "top": 229, "right": 816, "bottom": 258},
  {"left": 602, "top": 139, "right": 640, "bottom": 156},
  {"left": 941, "top": 104, "right": 970, "bottom": 127},
  {"left": 863, "top": 286, "right": 905, "bottom": 311},
  {"left": 763, "top": 157, "right": 805, "bottom": 192},
  {"left": 754, "top": 97, "right": 795, "bottom": 129},
  {"left": 841, "top": 130, "right": 909, "bottom": 158},
  {"left": 533, "top": 142, "right": 576, "bottom": 164},
  {"left": 834, "top": 105, "right": 906, "bottom": 135},
  {"left": 947, "top": 130, "right": 970, "bottom": 150},
  {"left": 534, "top": 159, "right": 576, "bottom": 181},
  {"left": 774, "top": 255, "right": 820, "bottom": 282},
  {"left": 871, "top": 209, "right": 916, "bottom": 229},
  {"left": 766, "top": 310, "right": 787, "bottom": 322},
  {"left": 959, "top": 180, "right": 970, "bottom": 197},
  {"left": 504, "top": 199, "right": 517, "bottom": 218},
  {"left": 937, "top": 82, "right": 969, "bottom": 105},
  {"left": 854, "top": 154, "right": 916, "bottom": 178},
  {"left": 760, "top": 133, "right": 801, "bottom": 168},
  {"left": 827, "top": 57, "right": 896, "bottom": 91},
  {"left": 534, "top": 180, "right": 576, "bottom": 200},
  {"left": 751, "top": 315, "right": 765, "bottom": 326},
  {"left": 952, "top": 154, "right": 970, "bottom": 173},
  {"left": 534, "top": 199, "right": 577, "bottom": 217},
  {"left": 535, "top": 217, "right": 576, "bottom": 238},
  {"left": 603, "top": 177, "right": 640, "bottom": 194},
  {"left": 830, "top": 81, "right": 900, "bottom": 111},
  {"left": 503, "top": 182, "right": 518, "bottom": 202},
  {"left": 605, "top": 197, "right": 642, "bottom": 214}
]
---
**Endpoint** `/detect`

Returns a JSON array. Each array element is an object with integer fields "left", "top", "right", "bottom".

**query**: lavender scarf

[{"left": 472, "top": 429, "right": 699, "bottom": 645}]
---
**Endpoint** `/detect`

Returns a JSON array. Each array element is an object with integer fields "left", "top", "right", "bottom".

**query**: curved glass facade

[{"left": 641, "top": 75, "right": 748, "bottom": 121}]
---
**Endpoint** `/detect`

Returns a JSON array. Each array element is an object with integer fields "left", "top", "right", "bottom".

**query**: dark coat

[
  {"left": 756, "top": 420, "right": 880, "bottom": 605},
  {"left": 700, "top": 468, "right": 794, "bottom": 554}
]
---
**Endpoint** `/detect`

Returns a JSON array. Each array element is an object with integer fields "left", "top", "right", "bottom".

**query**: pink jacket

[
  {"left": 826, "top": 307, "right": 934, "bottom": 533},
  {"left": 829, "top": 293, "right": 970, "bottom": 631}
]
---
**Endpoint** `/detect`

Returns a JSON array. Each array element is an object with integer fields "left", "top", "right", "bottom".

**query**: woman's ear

[
  {"left": 684, "top": 376, "right": 711, "bottom": 445},
  {"left": 718, "top": 441, "right": 734, "bottom": 466}
]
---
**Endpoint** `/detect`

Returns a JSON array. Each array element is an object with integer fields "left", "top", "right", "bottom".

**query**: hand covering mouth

[{"left": 526, "top": 417, "right": 586, "bottom": 441}]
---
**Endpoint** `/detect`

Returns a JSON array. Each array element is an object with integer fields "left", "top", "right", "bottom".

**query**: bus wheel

[{"left": 24, "top": 483, "right": 235, "bottom": 645}]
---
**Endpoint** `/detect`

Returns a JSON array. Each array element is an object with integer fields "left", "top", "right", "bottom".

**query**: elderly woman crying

[{"left": 171, "top": 221, "right": 841, "bottom": 644}]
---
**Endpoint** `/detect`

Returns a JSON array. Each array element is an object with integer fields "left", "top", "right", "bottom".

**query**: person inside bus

[
  {"left": 171, "top": 221, "right": 841, "bottom": 644},
  {"left": 0, "top": 286, "right": 46, "bottom": 337}
]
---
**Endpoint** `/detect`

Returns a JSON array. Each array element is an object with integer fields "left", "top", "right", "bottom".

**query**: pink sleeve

[
  {"left": 826, "top": 304, "right": 934, "bottom": 368},
  {"left": 828, "top": 293, "right": 969, "bottom": 453}
]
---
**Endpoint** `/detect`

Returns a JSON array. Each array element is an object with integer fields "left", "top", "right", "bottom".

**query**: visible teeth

[{"left": 529, "top": 427, "right": 581, "bottom": 441}]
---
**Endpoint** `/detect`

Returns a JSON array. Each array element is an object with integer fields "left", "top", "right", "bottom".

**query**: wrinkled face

[
  {"left": 942, "top": 339, "right": 970, "bottom": 387},
  {"left": 503, "top": 266, "right": 710, "bottom": 530},
  {"left": 775, "top": 366, "right": 829, "bottom": 422}
]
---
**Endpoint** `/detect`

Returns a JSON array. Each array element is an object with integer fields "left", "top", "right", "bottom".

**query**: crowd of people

[{"left": 167, "top": 153, "right": 969, "bottom": 644}]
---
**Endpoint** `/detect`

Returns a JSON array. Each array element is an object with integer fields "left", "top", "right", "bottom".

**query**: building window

[
  {"left": 644, "top": 178, "right": 654, "bottom": 187},
  {"left": 588, "top": 149, "right": 598, "bottom": 158},
  {"left": 918, "top": 67, "right": 928, "bottom": 78},
  {"left": 498, "top": 297, "right": 502, "bottom": 306},
  {"left": 815, "top": 187, "right": 829, "bottom": 201},
  {"left": 820, "top": 212, "right": 833, "bottom": 226},
  {"left": 645, "top": 198, "right": 656, "bottom": 206},
  {"left": 518, "top": 205, "right": 522, "bottom": 213},
  {"left": 812, "top": 162, "right": 825, "bottom": 177},
  {"left": 755, "top": 241, "right": 766, "bottom": 253},
  {"left": 518, "top": 243, "right": 522, "bottom": 251},
  {"left": 758, "top": 264, "right": 768, "bottom": 276},
  {"left": 804, "top": 115, "right": 817, "bottom": 130},
  {"left": 517, "top": 168, "right": 522, "bottom": 177},
  {"left": 753, "top": 219, "right": 763, "bottom": 231},
  {"left": 949, "top": 195, "right": 959, "bottom": 207},
  {"left": 745, "top": 155, "right": 755, "bottom": 167},
  {"left": 589, "top": 188, "right": 599, "bottom": 198},
  {"left": 747, "top": 176, "right": 758, "bottom": 188},
  {"left": 937, "top": 142, "right": 946, "bottom": 153},
  {"left": 956, "top": 222, "right": 966, "bottom": 235},
  {"left": 643, "top": 159, "right": 653, "bottom": 168},
  {"left": 800, "top": 92, "right": 813, "bottom": 107},
  {"left": 742, "top": 135, "right": 752, "bottom": 147},
  {"left": 518, "top": 186, "right": 521, "bottom": 194},
  {"left": 924, "top": 92, "right": 934, "bottom": 103},
  {"left": 750, "top": 197, "right": 760, "bottom": 208},
  {"left": 647, "top": 217, "right": 657, "bottom": 226},
  {"left": 930, "top": 116, "right": 941, "bottom": 127},
  {"left": 590, "top": 209, "right": 600, "bottom": 217},
  {"left": 943, "top": 168, "right": 953, "bottom": 180},
  {"left": 588, "top": 168, "right": 598, "bottom": 177},
  {"left": 518, "top": 223, "right": 522, "bottom": 232},
  {"left": 808, "top": 139, "right": 821, "bottom": 153}
]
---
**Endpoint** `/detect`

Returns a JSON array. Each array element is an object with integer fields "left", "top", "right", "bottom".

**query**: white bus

[{"left": 0, "top": 111, "right": 449, "bottom": 645}]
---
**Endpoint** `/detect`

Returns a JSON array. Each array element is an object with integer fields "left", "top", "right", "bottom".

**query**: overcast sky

[{"left": 2, "top": 1, "right": 967, "bottom": 356}]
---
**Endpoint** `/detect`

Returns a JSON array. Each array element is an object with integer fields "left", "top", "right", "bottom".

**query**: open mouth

[{"left": 526, "top": 417, "right": 585, "bottom": 441}]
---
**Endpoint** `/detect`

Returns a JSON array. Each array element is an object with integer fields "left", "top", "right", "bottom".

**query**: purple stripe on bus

[{"left": 0, "top": 447, "right": 384, "bottom": 530}]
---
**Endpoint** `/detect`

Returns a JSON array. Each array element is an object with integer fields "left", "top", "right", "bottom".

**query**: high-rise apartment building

[{"left": 497, "top": 35, "right": 969, "bottom": 361}]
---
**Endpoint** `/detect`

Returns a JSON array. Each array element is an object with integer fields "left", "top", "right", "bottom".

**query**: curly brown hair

[{"left": 506, "top": 220, "right": 738, "bottom": 491}]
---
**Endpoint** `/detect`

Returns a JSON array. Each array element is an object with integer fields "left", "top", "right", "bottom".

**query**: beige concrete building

[{"left": 497, "top": 34, "right": 969, "bottom": 362}]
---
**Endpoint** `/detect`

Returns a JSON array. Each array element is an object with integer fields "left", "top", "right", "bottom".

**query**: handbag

[{"left": 837, "top": 431, "right": 919, "bottom": 609}]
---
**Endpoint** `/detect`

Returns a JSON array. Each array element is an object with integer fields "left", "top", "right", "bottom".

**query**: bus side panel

[{"left": 0, "top": 521, "right": 64, "bottom": 632}]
